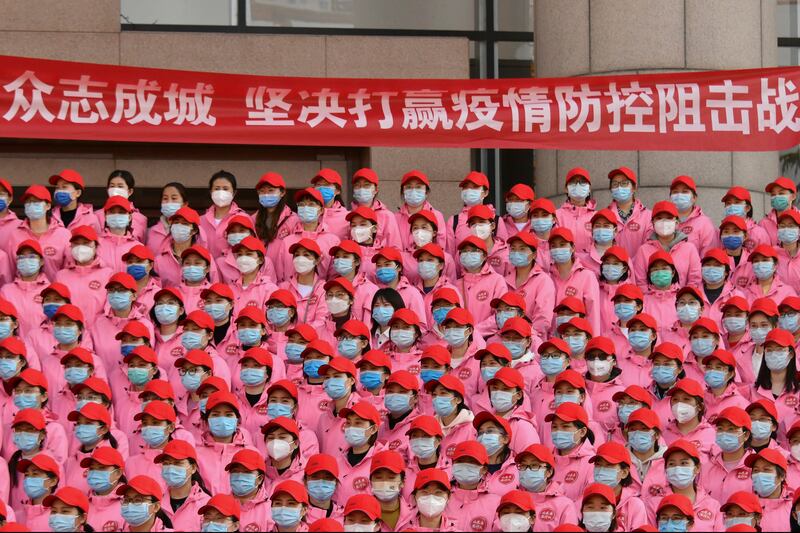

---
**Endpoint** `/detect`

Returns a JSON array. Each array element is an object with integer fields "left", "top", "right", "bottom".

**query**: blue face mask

[
  {"left": 127, "top": 367, "right": 150, "bottom": 386},
  {"left": 106, "top": 214, "right": 130, "bottom": 230},
  {"left": 461, "top": 189, "right": 483, "bottom": 206},
  {"left": 267, "top": 402, "right": 293, "bottom": 419},
  {"left": 64, "top": 366, "right": 90, "bottom": 385},
  {"left": 780, "top": 313, "right": 800, "bottom": 332},
  {"left": 779, "top": 227, "right": 800, "bottom": 244},
  {"left": 404, "top": 188, "right": 427, "bottom": 207},
  {"left": 316, "top": 185, "right": 336, "bottom": 204},
  {"left": 721, "top": 235, "right": 744, "bottom": 250},
  {"left": 267, "top": 307, "right": 291, "bottom": 327},
  {"left": 540, "top": 356, "right": 565, "bottom": 377},
  {"left": 690, "top": 337, "right": 715, "bottom": 357},
  {"left": 297, "top": 205, "right": 320, "bottom": 224},
  {"left": 359, "top": 370, "right": 383, "bottom": 390},
  {"left": 54, "top": 190, "right": 72, "bottom": 207},
  {"left": 567, "top": 183, "right": 591, "bottom": 200},
  {"left": 75, "top": 423, "right": 101, "bottom": 445},
  {"left": 676, "top": 304, "right": 700, "bottom": 324},
  {"left": 154, "top": 304, "right": 179, "bottom": 325},
  {"left": 384, "top": 393, "right": 411, "bottom": 414},
  {"left": 0, "top": 357, "right": 18, "bottom": 380},
  {"left": 160, "top": 202, "right": 181, "bottom": 219},
  {"left": 670, "top": 192, "right": 693, "bottom": 211},
  {"left": 121, "top": 503, "right": 152, "bottom": 527},
  {"left": 481, "top": 366, "right": 500, "bottom": 383},
  {"left": 550, "top": 247, "right": 572, "bottom": 264},
  {"left": 477, "top": 432, "right": 503, "bottom": 456},
  {"left": 753, "top": 261, "right": 775, "bottom": 280},
  {"left": 665, "top": 466, "right": 695, "bottom": 489},
  {"left": 724, "top": 203, "right": 747, "bottom": 217},
  {"left": 126, "top": 264, "right": 148, "bottom": 281},
  {"left": 272, "top": 506, "right": 303, "bottom": 528},
  {"left": 181, "top": 331, "right": 205, "bottom": 350},
  {"left": 531, "top": 217, "right": 553, "bottom": 234},
  {"left": 614, "top": 302, "right": 637, "bottom": 322},
  {"left": 376, "top": 267, "right": 398, "bottom": 284},
  {"left": 432, "top": 306, "right": 454, "bottom": 326},
  {"left": 372, "top": 306, "right": 394, "bottom": 326},
  {"left": 337, "top": 339, "right": 360, "bottom": 359},
  {"left": 352, "top": 187, "right": 375, "bottom": 205},
  {"left": 208, "top": 416, "right": 238, "bottom": 438},
  {"left": 611, "top": 186, "right": 632, "bottom": 203},
  {"left": 752, "top": 472, "right": 778, "bottom": 497},
  {"left": 324, "top": 377, "right": 349, "bottom": 400},
  {"left": 453, "top": 463, "right": 483, "bottom": 485},
  {"left": 141, "top": 425, "right": 168, "bottom": 447},
  {"left": 24, "top": 476, "right": 48, "bottom": 499},
  {"left": 16, "top": 257, "right": 41, "bottom": 277},
  {"left": 554, "top": 393, "right": 580, "bottom": 408},
  {"left": 772, "top": 194, "right": 791, "bottom": 212},
  {"left": 715, "top": 432, "right": 742, "bottom": 453},
  {"left": 13, "top": 393, "right": 39, "bottom": 410},
  {"left": 87, "top": 469, "right": 114, "bottom": 493},
  {"left": 490, "top": 390, "right": 515, "bottom": 414},
  {"left": 751, "top": 420, "right": 773, "bottom": 440},
  {"left": 751, "top": 327, "right": 771, "bottom": 345},
  {"left": 0, "top": 197, "right": 7, "bottom": 211},
  {"left": 333, "top": 257, "right": 354, "bottom": 277},
  {"left": 420, "top": 368, "right": 444, "bottom": 384},
  {"left": 509, "top": 251, "right": 532, "bottom": 267},
  {"left": 306, "top": 479, "right": 336, "bottom": 501},
  {"left": 108, "top": 291, "right": 132, "bottom": 311},
  {"left": 651, "top": 365, "right": 676, "bottom": 386},
  {"left": 204, "top": 303, "right": 228, "bottom": 323},
  {"left": 237, "top": 328, "right": 262, "bottom": 347},
  {"left": 628, "top": 330, "right": 652, "bottom": 352},
  {"left": 723, "top": 316, "right": 747, "bottom": 334},
  {"left": 503, "top": 340, "right": 527, "bottom": 359},
  {"left": 54, "top": 325, "right": 79, "bottom": 345},
  {"left": 285, "top": 342, "right": 305, "bottom": 363},
  {"left": 418, "top": 260, "right": 439, "bottom": 281},
  {"left": 551, "top": 430, "right": 577, "bottom": 450},
  {"left": 161, "top": 465, "right": 188, "bottom": 488},
  {"left": 432, "top": 396, "right": 456, "bottom": 417},
  {"left": 181, "top": 372, "right": 203, "bottom": 392},
  {"left": 14, "top": 431, "right": 40, "bottom": 452},
  {"left": 443, "top": 327, "right": 468, "bottom": 347},
  {"left": 617, "top": 404, "right": 639, "bottom": 425},
  {"left": 701, "top": 265, "right": 726, "bottom": 285},
  {"left": 704, "top": 369, "right": 727, "bottom": 389},
  {"left": 43, "top": 302, "right": 63, "bottom": 320},
  {"left": 303, "top": 359, "right": 325, "bottom": 379},
  {"left": 24, "top": 202, "right": 46, "bottom": 221},
  {"left": 230, "top": 472, "right": 259, "bottom": 496},
  {"left": 239, "top": 367, "right": 266, "bottom": 386},
  {"left": 259, "top": 193, "right": 281, "bottom": 208},
  {"left": 494, "top": 310, "right": 516, "bottom": 330},
  {"left": 182, "top": 265, "right": 206, "bottom": 283},
  {"left": 459, "top": 251, "right": 483, "bottom": 270},
  {"left": 602, "top": 263, "right": 625, "bottom": 282},
  {"left": 565, "top": 335, "right": 586, "bottom": 355},
  {"left": 506, "top": 201, "right": 528, "bottom": 218},
  {"left": 628, "top": 430, "right": 654, "bottom": 453},
  {"left": 593, "top": 466, "right": 619, "bottom": 487},
  {"left": 202, "top": 521, "right": 230, "bottom": 533},
  {"left": 593, "top": 228, "right": 615, "bottom": 245},
  {"left": 390, "top": 329, "right": 416, "bottom": 348},
  {"left": 49, "top": 514, "right": 78, "bottom": 533},
  {"left": 659, "top": 519, "right": 689, "bottom": 533},
  {"left": 519, "top": 468, "right": 547, "bottom": 492}
]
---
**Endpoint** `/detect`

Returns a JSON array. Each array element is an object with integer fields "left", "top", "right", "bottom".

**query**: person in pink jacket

[
  {"left": 198, "top": 170, "right": 247, "bottom": 259},
  {"left": 779, "top": 295, "right": 800, "bottom": 346},
  {"left": 504, "top": 232, "right": 556, "bottom": 339},
  {"left": 175, "top": 244, "right": 216, "bottom": 314},
  {"left": 55, "top": 348, "right": 106, "bottom": 424},
  {"left": 115, "top": 474, "right": 172, "bottom": 532},
  {"left": 224, "top": 449, "right": 271, "bottom": 530},
  {"left": 95, "top": 196, "right": 143, "bottom": 274},
  {"left": 355, "top": 350, "right": 392, "bottom": 406},
  {"left": 720, "top": 295, "right": 755, "bottom": 384},
  {"left": 556, "top": 317, "right": 595, "bottom": 375},
  {"left": 619, "top": 407, "right": 664, "bottom": 489},
  {"left": 305, "top": 169, "right": 348, "bottom": 241},
  {"left": 647, "top": 342, "right": 687, "bottom": 421},
  {"left": 447, "top": 171, "right": 494, "bottom": 258},
  {"left": 614, "top": 312, "right": 656, "bottom": 389},
  {"left": 702, "top": 348, "right": 749, "bottom": 419},
  {"left": 776, "top": 209, "right": 800, "bottom": 293},
  {"left": 145, "top": 182, "right": 190, "bottom": 254},
  {"left": 0, "top": 241, "right": 49, "bottom": 337},
  {"left": 314, "top": 356, "right": 359, "bottom": 454},
  {"left": 751, "top": 328, "right": 800, "bottom": 426},
  {"left": 498, "top": 183, "right": 535, "bottom": 242},
  {"left": 670, "top": 175, "right": 717, "bottom": 257},
  {"left": 578, "top": 208, "right": 621, "bottom": 278},
  {"left": 423, "top": 375, "right": 475, "bottom": 462},
  {"left": 463, "top": 204, "right": 510, "bottom": 277},
  {"left": 397, "top": 467, "right": 459, "bottom": 531},
  {"left": 513, "top": 443, "right": 579, "bottom": 531},
  {"left": 150, "top": 287, "right": 186, "bottom": 368},
  {"left": 7, "top": 407, "right": 67, "bottom": 488},
  {"left": 65, "top": 403, "right": 130, "bottom": 491},
  {"left": 171, "top": 344, "right": 232, "bottom": 426},
  {"left": 717, "top": 214, "right": 754, "bottom": 287},
  {"left": 371, "top": 247, "right": 428, "bottom": 330},
  {"left": 607, "top": 167, "right": 653, "bottom": 258},
  {"left": 445, "top": 440, "right": 502, "bottom": 533},
  {"left": 261, "top": 417, "right": 309, "bottom": 488},
  {"left": 655, "top": 493, "right": 699, "bottom": 533},
  {"left": 303, "top": 453, "right": 343, "bottom": 521},
  {"left": 641, "top": 250, "right": 681, "bottom": 330},
  {"left": 720, "top": 491, "right": 764, "bottom": 532},
  {"left": 382, "top": 309, "right": 425, "bottom": 377},
  {"left": 153, "top": 206, "right": 205, "bottom": 288},
  {"left": 314, "top": 278, "right": 361, "bottom": 345},
  {"left": 279, "top": 237, "right": 329, "bottom": 326},
  {"left": 470, "top": 411, "right": 522, "bottom": 495},
  {"left": 229, "top": 237, "right": 279, "bottom": 315},
  {"left": 662, "top": 378, "right": 715, "bottom": 457},
  {"left": 349, "top": 168, "right": 402, "bottom": 249},
  {"left": 81, "top": 446, "right": 126, "bottom": 532},
  {"left": 545, "top": 402, "right": 596, "bottom": 501},
  {"left": 473, "top": 291, "right": 524, "bottom": 345},
  {"left": 742, "top": 244, "right": 797, "bottom": 304},
  {"left": 333, "top": 401, "right": 385, "bottom": 506},
  {"left": 217, "top": 214, "right": 259, "bottom": 284},
  {"left": 329, "top": 240, "right": 379, "bottom": 325},
  {"left": 400, "top": 211, "right": 458, "bottom": 288},
  {"left": 402, "top": 415, "right": 450, "bottom": 493},
  {"left": 746, "top": 399, "right": 781, "bottom": 456},
  {"left": 632, "top": 200, "right": 702, "bottom": 288},
  {"left": 584, "top": 337, "right": 626, "bottom": 439},
  {"left": 455, "top": 235, "right": 508, "bottom": 325},
  {"left": 54, "top": 225, "right": 113, "bottom": 320},
  {"left": 253, "top": 171, "right": 299, "bottom": 246},
  {"left": 720, "top": 186, "right": 770, "bottom": 250},
  {"left": 760, "top": 176, "right": 797, "bottom": 246},
  {"left": 555, "top": 167, "right": 596, "bottom": 256},
  {"left": 588, "top": 442, "right": 648, "bottom": 531},
  {"left": 395, "top": 170, "right": 449, "bottom": 251},
  {"left": 701, "top": 247, "right": 743, "bottom": 325},
  {"left": 546, "top": 228, "right": 602, "bottom": 335},
  {"left": 13, "top": 452, "right": 58, "bottom": 530},
  {"left": 700, "top": 406, "right": 755, "bottom": 505},
  {"left": 152, "top": 439, "right": 212, "bottom": 531},
  {"left": 746, "top": 448, "right": 793, "bottom": 531},
  {"left": 0, "top": 336, "right": 41, "bottom": 414},
  {"left": 365, "top": 449, "right": 416, "bottom": 531},
  {"left": 94, "top": 171, "right": 148, "bottom": 242},
  {"left": 47, "top": 169, "right": 100, "bottom": 235},
  {"left": 8, "top": 185, "right": 72, "bottom": 280}
]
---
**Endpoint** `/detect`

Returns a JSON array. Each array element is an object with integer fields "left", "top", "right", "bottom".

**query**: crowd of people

[{"left": 0, "top": 164, "right": 796, "bottom": 532}]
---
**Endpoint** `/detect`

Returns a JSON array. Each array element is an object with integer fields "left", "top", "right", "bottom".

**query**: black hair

[
  {"left": 255, "top": 185, "right": 288, "bottom": 244},
  {"left": 755, "top": 347, "right": 800, "bottom": 393},
  {"left": 149, "top": 299, "right": 187, "bottom": 328},
  {"left": 108, "top": 170, "right": 135, "bottom": 189},
  {"left": 370, "top": 289, "right": 406, "bottom": 334},
  {"left": 162, "top": 182, "right": 188, "bottom": 203},
  {"left": 574, "top": 421, "right": 595, "bottom": 445},
  {"left": 155, "top": 509, "right": 173, "bottom": 529},
  {"left": 9, "top": 449, "right": 58, "bottom": 488},
  {"left": 210, "top": 170, "right": 237, "bottom": 191}
]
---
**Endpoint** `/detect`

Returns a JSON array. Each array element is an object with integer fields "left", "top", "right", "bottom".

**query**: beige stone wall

[{"left": 0, "top": 0, "right": 472, "bottom": 216}]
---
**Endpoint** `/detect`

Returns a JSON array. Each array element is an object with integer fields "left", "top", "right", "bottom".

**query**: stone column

[{"left": 533, "top": 0, "right": 778, "bottom": 220}]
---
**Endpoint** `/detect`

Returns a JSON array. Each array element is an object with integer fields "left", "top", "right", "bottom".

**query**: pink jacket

[
  {"left": 447, "top": 205, "right": 486, "bottom": 257},
  {"left": 52, "top": 203, "right": 102, "bottom": 234},
  {"left": 758, "top": 488, "right": 793, "bottom": 532},
  {"left": 194, "top": 428, "right": 258, "bottom": 493},
  {"left": 703, "top": 384, "right": 749, "bottom": 420},
  {"left": 616, "top": 349, "right": 654, "bottom": 390},
  {"left": 529, "top": 482, "right": 580, "bottom": 532},
  {"left": 268, "top": 222, "right": 340, "bottom": 284},
  {"left": 740, "top": 276, "right": 797, "bottom": 304},
  {"left": 556, "top": 200, "right": 596, "bottom": 254},
  {"left": 455, "top": 265, "right": 509, "bottom": 325},
  {"left": 678, "top": 206, "right": 717, "bottom": 257},
  {"left": 378, "top": 277, "right": 429, "bottom": 331},
  {"left": 641, "top": 479, "right": 722, "bottom": 533},
  {"left": 96, "top": 206, "right": 148, "bottom": 244},
  {"left": 351, "top": 199, "right": 402, "bottom": 250},
  {"left": 231, "top": 272, "right": 280, "bottom": 316},
  {"left": 163, "top": 481, "right": 210, "bottom": 532},
  {"left": 320, "top": 201, "right": 350, "bottom": 241},
  {"left": 504, "top": 267, "right": 556, "bottom": 338},
  {"left": 278, "top": 276, "right": 328, "bottom": 325},
  {"left": 54, "top": 259, "right": 113, "bottom": 321},
  {"left": 64, "top": 428, "right": 131, "bottom": 492},
  {"left": 199, "top": 203, "right": 247, "bottom": 259},
  {"left": 334, "top": 442, "right": 385, "bottom": 505},
  {"left": 642, "top": 286, "right": 680, "bottom": 334},
  {"left": 699, "top": 447, "right": 753, "bottom": 504},
  {"left": 758, "top": 209, "right": 780, "bottom": 246},
  {"left": 585, "top": 375, "right": 626, "bottom": 437},
  {"left": 0, "top": 274, "right": 49, "bottom": 337},
  {"left": 397, "top": 512, "right": 459, "bottom": 532},
  {"left": 632, "top": 237, "right": 702, "bottom": 288},
  {"left": 238, "top": 483, "right": 273, "bottom": 532},
  {"left": 551, "top": 438, "right": 596, "bottom": 500},
  {"left": 2, "top": 418, "right": 68, "bottom": 467},
  {"left": 89, "top": 304, "right": 154, "bottom": 369},
  {"left": 86, "top": 491, "right": 123, "bottom": 532},
  {"left": 294, "top": 383, "right": 330, "bottom": 435},
  {"left": 15, "top": 502, "right": 49, "bottom": 532},
  {"left": 661, "top": 420, "right": 715, "bottom": 457},
  {"left": 608, "top": 200, "right": 652, "bottom": 258},
  {"left": 8, "top": 220, "right": 72, "bottom": 280},
  {"left": 483, "top": 238, "right": 511, "bottom": 277},
  {"left": 497, "top": 215, "right": 532, "bottom": 243},
  {"left": 445, "top": 483, "right": 502, "bottom": 533},
  {"left": 395, "top": 201, "right": 449, "bottom": 251},
  {"left": 615, "top": 486, "right": 649, "bottom": 531},
  {"left": 548, "top": 260, "right": 602, "bottom": 335},
  {"left": 400, "top": 246, "right": 457, "bottom": 288},
  {"left": 96, "top": 230, "right": 142, "bottom": 274}
]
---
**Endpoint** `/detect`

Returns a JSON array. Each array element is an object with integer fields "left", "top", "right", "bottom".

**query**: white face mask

[
  {"left": 71, "top": 244, "right": 95, "bottom": 264},
  {"left": 343, "top": 524, "right": 377, "bottom": 533},
  {"left": 499, "top": 513, "right": 530, "bottom": 533},
  {"left": 266, "top": 438, "right": 293, "bottom": 461},
  {"left": 326, "top": 296, "right": 350, "bottom": 315},
  {"left": 582, "top": 511, "right": 614, "bottom": 533},
  {"left": 587, "top": 359, "right": 613, "bottom": 378},
  {"left": 293, "top": 256, "right": 316, "bottom": 275},
  {"left": 671, "top": 401, "right": 697, "bottom": 423},
  {"left": 107, "top": 187, "right": 128, "bottom": 198},
  {"left": 351, "top": 226, "right": 373, "bottom": 244},
  {"left": 235, "top": 255, "right": 259, "bottom": 274},
  {"left": 211, "top": 190, "right": 233, "bottom": 207},
  {"left": 654, "top": 219, "right": 677, "bottom": 237},
  {"left": 416, "top": 494, "right": 448, "bottom": 518},
  {"left": 470, "top": 223, "right": 492, "bottom": 240},
  {"left": 412, "top": 229, "right": 434, "bottom": 248}
]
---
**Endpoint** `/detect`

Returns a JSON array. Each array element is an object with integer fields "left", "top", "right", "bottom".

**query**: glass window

[
  {"left": 778, "top": 44, "right": 800, "bottom": 181},
  {"left": 496, "top": 0, "right": 533, "bottom": 32},
  {"left": 121, "top": 0, "right": 237, "bottom": 25},
  {"left": 777, "top": 0, "right": 800, "bottom": 38},
  {"left": 246, "top": 0, "right": 478, "bottom": 30}
]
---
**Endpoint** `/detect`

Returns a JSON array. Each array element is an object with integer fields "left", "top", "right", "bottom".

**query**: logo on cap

[
  {"left": 565, "top": 286, "right": 577, "bottom": 297},
  {"left": 471, "top": 517, "right": 488, "bottom": 531},
  {"left": 89, "top": 281, "right": 101, "bottom": 290},
  {"left": 538, "top": 509, "right": 555, "bottom": 522},
  {"left": 476, "top": 291, "right": 488, "bottom": 302},
  {"left": 352, "top": 476, "right": 369, "bottom": 491},
  {"left": 458, "top": 368, "right": 472, "bottom": 379},
  {"left": 44, "top": 247, "right": 56, "bottom": 256},
  {"left": 564, "top": 471, "right": 578, "bottom": 483},
  {"left": 597, "top": 401, "right": 611, "bottom": 413}
]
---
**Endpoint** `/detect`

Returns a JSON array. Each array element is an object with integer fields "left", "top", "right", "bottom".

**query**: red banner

[{"left": 0, "top": 54, "right": 799, "bottom": 151}]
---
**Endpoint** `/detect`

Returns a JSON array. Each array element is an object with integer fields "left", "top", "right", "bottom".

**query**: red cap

[
  {"left": 21, "top": 184, "right": 51, "bottom": 203},
  {"left": 200, "top": 283, "right": 235, "bottom": 302},
  {"left": 413, "top": 468, "right": 450, "bottom": 492},
  {"left": 115, "top": 475, "right": 163, "bottom": 501},
  {"left": 416, "top": 345, "right": 448, "bottom": 367},
  {"left": 721, "top": 491, "right": 762, "bottom": 514},
  {"left": 154, "top": 440, "right": 197, "bottom": 463},
  {"left": 304, "top": 453, "right": 339, "bottom": 477},
  {"left": 309, "top": 519, "right": 343, "bottom": 533},
  {"left": 233, "top": 236, "right": 266, "bottom": 255},
  {"left": 60, "top": 347, "right": 94, "bottom": 366},
  {"left": 457, "top": 235, "right": 488, "bottom": 253},
  {"left": 537, "top": 338, "right": 570, "bottom": 356},
  {"left": 266, "top": 289, "right": 297, "bottom": 308},
  {"left": 505, "top": 183, "right": 535, "bottom": 202},
  {"left": 294, "top": 187, "right": 324, "bottom": 205},
  {"left": 372, "top": 246, "right": 402, "bottom": 264},
  {"left": 590, "top": 442, "right": 631, "bottom": 467},
  {"left": 407, "top": 210, "right": 439, "bottom": 229},
  {"left": 715, "top": 406, "right": 751, "bottom": 430},
  {"left": 545, "top": 402, "right": 589, "bottom": 426},
  {"left": 346, "top": 206, "right": 378, "bottom": 224},
  {"left": 256, "top": 172, "right": 286, "bottom": 189},
  {"left": 68, "top": 402, "right": 111, "bottom": 426},
  {"left": 412, "top": 242, "right": 446, "bottom": 262},
  {"left": 701, "top": 248, "right": 732, "bottom": 268},
  {"left": 626, "top": 408, "right": 661, "bottom": 430},
  {"left": 138, "top": 380, "right": 175, "bottom": 401},
  {"left": 553, "top": 525, "right": 584, "bottom": 532},
  {"left": 585, "top": 336, "right": 615, "bottom": 356},
  {"left": 0, "top": 178, "right": 11, "bottom": 196},
  {"left": 554, "top": 368, "right": 588, "bottom": 390},
  {"left": 612, "top": 385, "right": 654, "bottom": 408},
  {"left": 556, "top": 316, "right": 593, "bottom": 336},
  {"left": 103, "top": 196, "right": 133, "bottom": 213},
  {"left": 601, "top": 245, "right": 629, "bottom": 263},
  {"left": 744, "top": 448, "right": 788, "bottom": 470},
  {"left": 288, "top": 237, "right": 322, "bottom": 257},
  {"left": 318, "top": 356, "right": 357, "bottom": 378},
  {"left": 170, "top": 206, "right": 200, "bottom": 226},
  {"left": 664, "top": 439, "right": 700, "bottom": 461},
  {"left": 339, "top": 401, "right": 381, "bottom": 426},
  {"left": 670, "top": 175, "right": 697, "bottom": 193},
  {"left": 343, "top": 494, "right": 381, "bottom": 521},
  {"left": 182, "top": 310, "right": 215, "bottom": 331},
  {"left": 261, "top": 417, "right": 300, "bottom": 439},
  {"left": 591, "top": 208, "right": 618, "bottom": 226},
  {"left": 18, "top": 453, "right": 60, "bottom": 476},
  {"left": 676, "top": 286, "right": 704, "bottom": 305},
  {"left": 423, "top": 374, "right": 465, "bottom": 397},
  {"left": 749, "top": 244, "right": 779, "bottom": 261},
  {"left": 720, "top": 214, "right": 748, "bottom": 232},
  {"left": 198, "top": 494, "right": 241, "bottom": 520},
  {"left": 666, "top": 378, "right": 704, "bottom": 399},
  {"left": 608, "top": 166, "right": 637, "bottom": 185},
  {"left": 180, "top": 244, "right": 211, "bottom": 264},
  {"left": 356, "top": 350, "right": 392, "bottom": 372},
  {"left": 369, "top": 450, "right": 405, "bottom": 475},
  {"left": 235, "top": 306, "right": 267, "bottom": 327},
  {"left": 385, "top": 370, "right": 419, "bottom": 392},
  {"left": 612, "top": 283, "right": 644, "bottom": 302},
  {"left": 353, "top": 168, "right": 379, "bottom": 185},
  {"left": 204, "top": 391, "right": 239, "bottom": 414},
  {"left": 174, "top": 349, "right": 213, "bottom": 371},
  {"left": 105, "top": 272, "right": 137, "bottom": 292},
  {"left": 506, "top": 231, "right": 538, "bottom": 250},
  {"left": 0, "top": 299, "right": 18, "bottom": 320},
  {"left": 780, "top": 295, "right": 800, "bottom": 313},
  {"left": 152, "top": 287, "right": 183, "bottom": 305},
  {"left": 500, "top": 317, "right": 532, "bottom": 338},
  {"left": 688, "top": 317, "right": 720, "bottom": 336},
  {"left": 765, "top": 328, "right": 795, "bottom": 347},
  {"left": 15, "top": 239, "right": 43, "bottom": 257},
  {"left": 460, "top": 171, "right": 490, "bottom": 188},
  {"left": 723, "top": 186, "right": 752, "bottom": 203},
  {"left": 401, "top": 169, "right": 430, "bottom": 187},
  {"left": 197, "top": 376, "right": 229, "bottom": 395},
  {"left": 548, "top": 227, "right": 574, "bottom": 244},
  {"left": 657, "top": 494, "right": 694, "bottom": 518},
  {"left": 69, "top": 225, "right": 97, "bottom": 242},
  {"left": 498, "top": 489, "right": 535, "bottom": 513},
  {"left": 70, "top": 377, "right": 111, "bottom": 399},
  {"left": 115, "top": 320, "right": 151, "bottom": 341},
  {"left": 747, "top": 398, "right": 778, "bottom": 420},
  {"left": 766, "top": 176, "right": 797, "bottom": 194},
  {"left": 704, "top": 349, "right": 735, "bottom": 368},
  {"left": 406, "top": 415, "right": 443, "bottom": 438},
  {"left": 517, "top": 444, "right": 555, "bottom": 469},
  {"left": 467, "top": 204, "right": 495, "bottom": 223},
  {"left": 122, "top": 244, "right": 154, "bottom": 262},
  {"left": 474, "top": 343, "right": 512, "bottom": 363},
  {"left": 313, "top": 168, "right": 342, "bottom": 186},
  {"left": 43, "top": 487, "right": 89, "bottom": 513},
  {"left": 652, "top": 200, "right": 678, "bottom": 218},
  {"left": 12, "top": 409, "right": 46, "bottom": 430},
  {"left": 473, "top": 411, "right": 513, "bottom": 439},
  {"left": 442, "top": 308, "right": 474, "bottom": 327},
  {"left": 329, "top": 240, "right": 363, "bottom": 259},
  {"left": 490, "top": 292, "right": 526, "bottom": 310},
  {"left": 487, "top": 367, "right": 525, "bottom": 392},
  {"left": 582, "top": 483, "right": 616, "bottom": 506},
  {"left": 9, "top": 368, "right": 47, "bottom": 392},
  {"left": 0, "top": 337, "right": 25, "bottom": 357},
  {"left": 267, "top": 379, "right": 299, "bottom": 400},
  {"left": 647, "top": 249, "right": 675, "bottom": 268},
  {"left": 324, "top": 277, "right": 355, "bottom": 297},
  {"left": 531, "top": 198, "right": 556, "bottom": 215},
  {"left": 133, "top": 400, "right": 176, "bottom": 424},
  {"left": 431, "top": 287, "right": 461, "bottom": 305},
  {"left": 302, "top": 339, "right": 335, "bottom": 359},
  {"left": 722, "top": 295, "right": 750, "bottom": 313},
  {"left": 208, "top": 436, "right": 255, "bottom": 468},
  {"left": 749, "top": 297, "right": 779, "bottom": 317},
  {"left": 565, "top": 167, "right": 590, "bottom": 184},
  {"left": 452, "top": 440, "right": 489, "bottom": 464}
]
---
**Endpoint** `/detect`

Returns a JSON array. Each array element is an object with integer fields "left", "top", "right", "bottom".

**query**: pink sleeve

[
  {"left": 529, "top": 276, "right": 555, "bottom": 338},
  {"left": 684, "top": 245, "right": 702, "bottom": 288},
  {"left": 45, "top": 422, "right": 69, "bottom": 465},
  {"left": 509, "top": 419, "right": 540, "bottom": 454},
  {"left": 579, "top": 273, "right": 602, "bottom": 336},
  {"left": 558, "top": 498, "right": 580, "bottom": 529},
  {"left": 623, "top": 498, "right": 649, "bottom": 531},
  {"left": 632, "top": 247, "right": 648, "bottom": 286}
]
